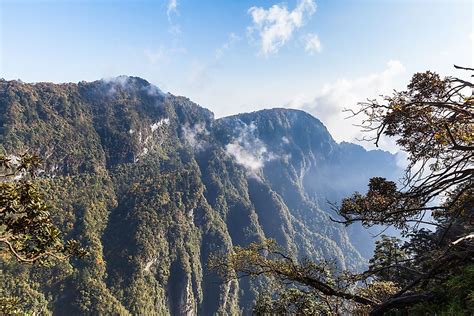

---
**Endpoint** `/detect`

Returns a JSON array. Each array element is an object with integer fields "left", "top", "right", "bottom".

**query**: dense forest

[{"left": 0, "top": 67, "right": 472, "bottom": 315}]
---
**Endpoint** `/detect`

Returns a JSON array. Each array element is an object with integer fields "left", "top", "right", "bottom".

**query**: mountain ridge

[{"left": 0, "top": 76, "right": 400, "bottom": 314}]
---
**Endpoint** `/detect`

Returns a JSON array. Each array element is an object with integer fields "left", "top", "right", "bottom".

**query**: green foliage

[
  {"left": 254, "top": 287, "right": 330, "bottom": 315},
  {"left": 368, "top": 235, "right": 408, "bottom": 283},
  {"left": 0, "top": 154, "right": 89, "bottom": 314},
  {"left": 210, "top": 239, "right": 374, "bottom": 314},
  {"left": 410, "top": 264, "right": 474, "bottom": 315},
  {"left": 213, "top": 68, "right": 474, "bottom": 315},
  {"left": 0, "top": 76, "right": 404, "bottom": 314},
  {"left": 0, "top": 153, "right": 86, "bottom": 264}
]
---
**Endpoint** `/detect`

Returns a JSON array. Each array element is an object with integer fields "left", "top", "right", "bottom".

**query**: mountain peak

[
  {"left": 219, "top": 107, "right": 334, "bottom": 146},
  {"left": 93, "top": 75, "right": 165, "bottom": 98},
  {"left": 225, "top": 107, "right": 323, "bottom": 124},
  {"left": 101, "top": 75, "right": 151, "bottom": 86},
  {"left": 0, "top": 77, "right": 401, "bottom": 315}
]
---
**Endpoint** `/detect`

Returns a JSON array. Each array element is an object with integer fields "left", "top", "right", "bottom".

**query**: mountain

[{"left": 0, "top": 76, "right": 400, "bottom": 315}]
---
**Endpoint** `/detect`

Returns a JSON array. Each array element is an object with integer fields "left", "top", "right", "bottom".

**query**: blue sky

[{"left": 0, "top": 0, "right": 472, "bottom": 147}]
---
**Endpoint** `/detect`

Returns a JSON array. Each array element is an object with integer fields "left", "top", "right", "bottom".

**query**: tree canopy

[
  {"left": 211, "top": 66, "right": 474, "bottom": 315},
  {"left": 337, "top": 66, "right": 473, "bottom": 232},
  {"left": 0, "top": 153, "right": 86, "bottom": 265}
]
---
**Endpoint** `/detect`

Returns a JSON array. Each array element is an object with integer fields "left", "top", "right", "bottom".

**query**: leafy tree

[
  {"left": 211, "top": 66, "right": 474, "bottom": 314},
  {"left": 0, "top": 153, "right": 86, "bottom": 264},
  {"left": 209, "top": 239, "right": 374, "bottom": 315},
  {"left": 335, "top": 65, "right": 474, "bottom": 314},
  {"left": 368, "top": 235, "right": 408, "bottom": 284},
  {"left": 0, "top": 153, "right": 86, "bottom": 314},
  {"left": 337, "top": 66, "right": 473, "bottom": 232}
]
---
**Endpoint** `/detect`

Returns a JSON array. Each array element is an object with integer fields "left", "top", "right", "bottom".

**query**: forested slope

[{"left": 0, "top": 77, "right": 399, "bottom": 314}]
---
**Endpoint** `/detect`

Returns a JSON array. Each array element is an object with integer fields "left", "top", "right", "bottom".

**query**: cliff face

[{"left": 0, "top": 77, "right": 399, "bottom": 314}]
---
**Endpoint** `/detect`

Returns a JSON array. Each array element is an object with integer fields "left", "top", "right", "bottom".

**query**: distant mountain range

[{"left": 0, "top": 76, "right": 400, "bottom": 315}]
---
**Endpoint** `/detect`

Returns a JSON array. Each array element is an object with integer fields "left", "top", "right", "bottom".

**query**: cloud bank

[{"left": 289, "top": 60, "right": 406, "bottom": 152}]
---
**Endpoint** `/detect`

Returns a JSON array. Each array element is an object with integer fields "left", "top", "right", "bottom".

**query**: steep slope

[
  {"left": 214, "top": 109, "right": 399, "bottom": 259},
  {"left": 0, "top": 77, "right": 399, "bottom": 315}
]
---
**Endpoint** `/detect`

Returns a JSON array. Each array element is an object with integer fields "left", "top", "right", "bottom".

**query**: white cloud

[
  {"left": 226, "top": 142, "right": 265, "bottom": 171},
  {"left": 186, "top": 60, "right": 211, "bottom": 90},
  {"left": 169, "top": 24, "right": 182, "bottom": 35},
  {"left": 289, "top": 60, "right": 406, "bottom": 152},
  {"left": 304, "top": 33, "right": 321, "bottom": 54},
  {"left": 247, "top": 0, "right": 317, "bottom": 56},
  {"left": 166, "top": 0, "right": 182, "bottom": 36},
  {"left": 215, "top": 33, "right": 241, "bottom": 60},
  {"left": 143, "top": 83, "right": 165, "bottom": 97},
  {"left": 101, "top": 76, "right": 165, "bottom": 99},
  {"left": 225, "top": 122, "right": 278, "bottom": 175},
  {"left": 182, "top": 123, "right": 209, "bottom": 151},
  {"left": 102, "top": 75, "right": 130, "bottom": 86},
  {"left": 167, "top": 0, "right": 178, "bottom": 19},
  {"left": 102, "top": 75, "right": 133, "bottom": 96},
  {"left": 187, "top": 33, "right": 240, "bottom": 90}
]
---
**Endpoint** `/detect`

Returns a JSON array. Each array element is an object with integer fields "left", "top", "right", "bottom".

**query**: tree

[
  {"left": 334, "top": 66, "right": 473, "bottom": 314},
  {"left": 0, "top": 153, "right": 86, "bottom": 264},
  {"left": 211, "top": 66, "right": 473, "bottom": 315},
  {"left": 368, "top": 235, "right": 408, "bottom": 284},
  {"left": 1, "top": 153, "right": 88, "bottom": 314},
  {"left": 336, "top": 66, "right": 473, "bottom": 233},
  {"left": 209, "top": 239, "right": 376, "bottom": 315}
]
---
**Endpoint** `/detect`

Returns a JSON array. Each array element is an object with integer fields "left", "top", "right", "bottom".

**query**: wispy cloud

[
  {"left": 166, "top": 0, "right": 182, "bottom": 36},
  {"left": 182, "top": 123, "right": 210, "bottom": 151},
  {"left": 247, "top": 0, "right": 317, "bottom": 56},
  {"left": 215, "top": 33, "right": 241, "bottom": 60},
  {"left": 288, "top": 60, "right": 406, "bottom": 151},
  {"left": 304, "top": 33, "right": 321, "bottom": 55},
  {"left": 167, "top": 0, "right": 178, "bottom": 20},
  {"left": 225, "top": 122, "right": 278, "bottom": 176},
  {"left": 144, "top": 47, "right": 166, "bottom": 64},
  {"left": 101, "top": 76, "right": 165, "bottom": 98}
]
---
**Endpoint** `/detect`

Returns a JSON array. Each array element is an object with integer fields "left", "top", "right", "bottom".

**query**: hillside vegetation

[{"left": 0, "top": 77, "right": 398, "bottom": 314}]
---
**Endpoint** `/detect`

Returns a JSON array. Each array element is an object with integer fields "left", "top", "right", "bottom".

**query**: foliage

[
  {"left": 337, "top": 67, "right": 473, "bottom": 231},
  {"left": 212, "top": 66, "right": 474, "bottom": 315},
  {"left": 0, "top": 153, "right": 88, "bottom": 314},
  {"left": 209, "top": 239, "right": 374, "bottom": 314},
  {"left": 336, "top": 66, "right": 474, "bottom": 314},
  {"left": 367, "top": 235, "right": 408, "bottom": 284},
  {"left": 0, "top": 153, "right": 86, "bottom": 265},
  {"left": 0, "top": 76, "right": 404, "bottom": 314},
  {"left": 254, "top": 288, "right": 330, "bottom": 315}
]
